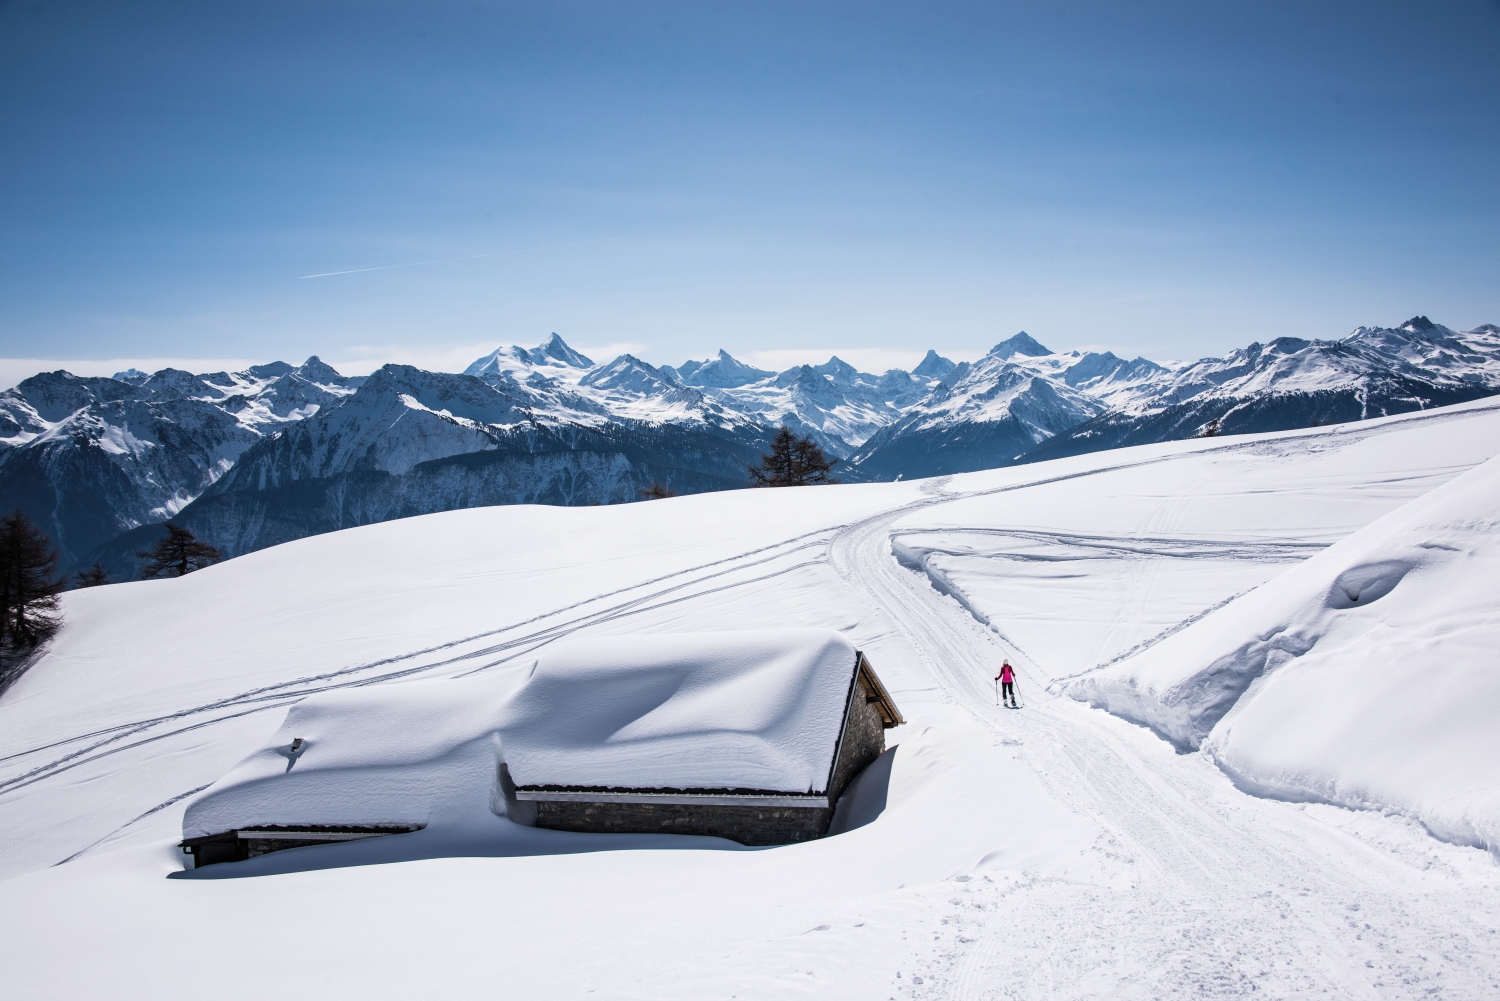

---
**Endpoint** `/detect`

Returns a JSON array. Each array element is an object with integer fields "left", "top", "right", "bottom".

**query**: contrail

[{"left": 297, "top": 238, "right": 617, "bottom": 279}]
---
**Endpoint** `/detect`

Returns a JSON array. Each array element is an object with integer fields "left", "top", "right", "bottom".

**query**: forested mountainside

[{"left": 2, "top": 317, "right": 1495, "bottom": 578}]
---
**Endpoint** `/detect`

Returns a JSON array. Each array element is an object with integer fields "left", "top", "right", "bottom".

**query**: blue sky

[{"left": 1, "top": 0, "right": 1497, "bottom": 383}]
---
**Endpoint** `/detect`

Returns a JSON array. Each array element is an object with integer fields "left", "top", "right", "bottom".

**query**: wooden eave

[
  {"left": 856, "top": 650, "right": 905, "bottom": 727},
  {"left": 513, "top": 787, "right": 830, "bottom": 808}
]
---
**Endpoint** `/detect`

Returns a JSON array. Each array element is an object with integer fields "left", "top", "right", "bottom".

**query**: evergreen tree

[
  {"left": 0, "top": 509, "right": 62, "bottom": 651},
  {"left": 137, "top": 523, "right": 222, "bottom": 579},
  {"left": 74, "top": 562, "right": 111, "bottom": 588},
  {"left": 748, "top": 425, "right": 840, "bottom": 487}
]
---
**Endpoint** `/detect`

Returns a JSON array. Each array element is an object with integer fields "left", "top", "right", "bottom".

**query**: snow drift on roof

[{"left": 500, "top": 629, "right": 859, "bottom": 794}]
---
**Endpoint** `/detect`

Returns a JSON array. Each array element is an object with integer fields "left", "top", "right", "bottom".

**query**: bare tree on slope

[
  {"left": 748, "top": 425, "right": 840, "bottom": 487},
  {"left": 0, "top": 510, "right": 63, "bottom": 682},
  {"left": 73, "top": 562, "right": 111, "bottom": 588},
  {"left": 137, "top": 523, "right": 222, "bottom": 579}
]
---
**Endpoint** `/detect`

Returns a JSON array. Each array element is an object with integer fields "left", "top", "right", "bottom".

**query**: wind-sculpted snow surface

[{"left": 1065, "top": 452, "right": 1500, "bottom": 853}]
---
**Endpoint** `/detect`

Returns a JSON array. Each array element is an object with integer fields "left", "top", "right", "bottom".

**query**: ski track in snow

[
  {"left": 0, "top": 529, "right": 839, "bottom": 803},
  {"left": 828, "top": 478, "right": 1500, "bottom": 999},
  {"left": 6, "top": 405, "right": 1500, "bottom": 998}
]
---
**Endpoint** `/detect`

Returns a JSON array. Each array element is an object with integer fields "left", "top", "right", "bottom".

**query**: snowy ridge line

[
  {"left": 0, "top": 534, "right": 840, "bottom": 797},
  {"left": 889, "top": 537, "right": 1016, "bottom": 657},
  {"left": 840, "top": 422, "right": 1391, "bottom": 698},
  {"left": 833, "top": 500, "right": 1046, "bottom": 712}
]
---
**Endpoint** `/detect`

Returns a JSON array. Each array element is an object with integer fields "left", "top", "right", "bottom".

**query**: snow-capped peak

[
  {"left": 988, "top": 331, "right": 1052, "bottom": 360},
  {"left": 531, "top": 332, "right": 594, "bottom": 369},
  {"left": 580, "top": 354, "right": 692, "bottom": 398},
  {"left": 464, "top": 334, "right": 594, "bottom": 381},
  {"left": 912, "top": 350, "right": 956, "bottom": 379},
  {"left": 670, "top": 350, "right": 774, "bottom": 389}
]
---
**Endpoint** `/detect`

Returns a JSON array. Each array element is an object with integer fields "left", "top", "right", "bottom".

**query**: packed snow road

[
  {"left": 832, "top": 481, "right": 1500, "bottom": 999},
  {"left": 3, "top": 400, "right": 1500, "bottom": 1000}
]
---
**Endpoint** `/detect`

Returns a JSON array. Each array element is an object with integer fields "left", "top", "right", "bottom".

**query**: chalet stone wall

[
  {"left": 827, "top": 676, "right": 887, "bottom": 803},
  {"left": 534, "top": 801, "right": 833, "bottom": 846},
  {"left": 532, "top": 671, "right": 891, "bottom": 847}
]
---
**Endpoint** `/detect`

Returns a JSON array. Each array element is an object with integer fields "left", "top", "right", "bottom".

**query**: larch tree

[
  {"left": 638, "top": 482, "right": 678, "bottom": 500},
  {"left": 0, "top": 509, "right": 63, "bottom": 655},
  {"left": 748, "top": 425, "right": 840, "bottom": 487},
  {"left": 73, "top": 562, "right": 111, "bottom": 588},
  {"left": 137, "top": 523, "right": 223, "bottom": 579}
]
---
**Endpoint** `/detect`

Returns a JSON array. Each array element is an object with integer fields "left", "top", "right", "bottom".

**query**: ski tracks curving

[{"left": 829, "top": 494, "right": 1500, "bottom": 1000}]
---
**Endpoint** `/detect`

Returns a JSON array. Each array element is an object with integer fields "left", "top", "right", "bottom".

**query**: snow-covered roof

[
  {"left": 182, "top": 629, "right": 864, "bottom": 840},
  {"left": 501, "top": 629, "right": 861, "bottom": 794}
]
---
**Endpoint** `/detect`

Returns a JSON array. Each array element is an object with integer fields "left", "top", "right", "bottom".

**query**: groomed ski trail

[{"left": 828, "top": 490, "right": 1500, "bottom": 1001}]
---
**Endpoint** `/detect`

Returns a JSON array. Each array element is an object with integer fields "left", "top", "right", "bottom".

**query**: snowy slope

[
  {"left": 1064, "top": 450, "right": 1500, "bottom": 853},
  {"left": 5, "top": 399, "right": 1500, "bottom": 999},
  {"left": 885, "top": 401, "right": 1500, "bottom": 680}
]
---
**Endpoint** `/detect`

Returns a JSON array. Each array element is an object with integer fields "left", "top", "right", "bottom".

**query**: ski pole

[{"left": 994, "top": 677, "right": 999, "bottom": 706}]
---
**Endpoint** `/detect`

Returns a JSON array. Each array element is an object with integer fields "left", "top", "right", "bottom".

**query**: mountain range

[{"left": 1, "top": 317, "right": 1495, "bottom": 580}]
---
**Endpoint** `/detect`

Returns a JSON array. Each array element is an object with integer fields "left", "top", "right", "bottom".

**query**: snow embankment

[
  {"left": 1063, "top": 454, "right": 1500, "bottom": 853},
  {"left": 184, "top": 630, "right": 859, "bottom": 840}
]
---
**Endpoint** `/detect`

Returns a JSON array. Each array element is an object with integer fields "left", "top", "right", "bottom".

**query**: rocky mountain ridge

[{"left": 2, "top": 317, "right": 1495, "bottom": 577}]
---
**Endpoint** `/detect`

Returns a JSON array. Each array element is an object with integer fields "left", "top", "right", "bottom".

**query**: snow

[
  {"left": 183, "top": 630, "right": 860, "bottom": 841},
  {"left": 5, "top": 398, "right": 1500, "bottom": 998},
  {"left": 501, "top": 630, "right": 858, "bottom": 792},
  {"left": 1065, "top": 451, "right": 1500, "bottom": 853},
  {"left": 887, "top": 400, "right": 1500, "bottom": 677}
]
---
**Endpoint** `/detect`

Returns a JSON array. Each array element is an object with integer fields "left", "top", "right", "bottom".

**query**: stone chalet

[
  {"left": 507, "top": 648, "right": 903, "bottom": 846},
  {"left": 180, "top": 630, "right": 903, "bottom": 866}
]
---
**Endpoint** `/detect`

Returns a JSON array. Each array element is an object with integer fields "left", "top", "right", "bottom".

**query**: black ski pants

[{"left": 1001, "top": 681, "right": 1015, "bottom": 702}]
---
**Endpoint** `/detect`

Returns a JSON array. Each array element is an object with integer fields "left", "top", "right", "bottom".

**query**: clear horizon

[
  {"left": 2, "top": 1, "right": 1497, "bottom": 386},
  {"left": 1, "top": 312, "right": 1493, "bottom": 394}
]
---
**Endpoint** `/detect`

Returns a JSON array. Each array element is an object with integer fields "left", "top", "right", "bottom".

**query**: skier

[{"left": 995, "top": 661, "right": 1017, "bottom": 708}]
